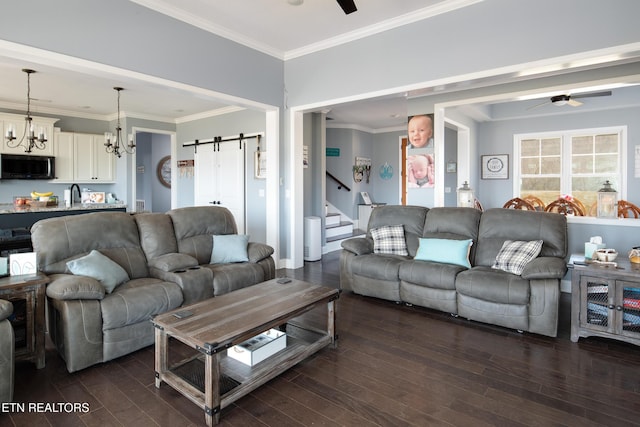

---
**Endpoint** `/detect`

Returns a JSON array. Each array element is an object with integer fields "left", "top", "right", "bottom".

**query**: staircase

[{"left": 323, "top": 212, "right": 365, "bottom": 254}]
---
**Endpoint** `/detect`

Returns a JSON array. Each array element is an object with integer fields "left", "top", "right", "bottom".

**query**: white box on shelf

[{"left": 227, "top": 328, "right": 286, "bottom": 366}]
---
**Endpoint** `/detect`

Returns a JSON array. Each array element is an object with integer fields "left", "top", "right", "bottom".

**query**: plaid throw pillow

[
  {"left": 492, "top": 240, "right": 543, "bottom": 275},
  {"left": 370, "top": 225, "right": 408, "bottom": 256}
]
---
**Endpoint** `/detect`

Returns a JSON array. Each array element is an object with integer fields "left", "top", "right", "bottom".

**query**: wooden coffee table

[{"left": 152, "top": 278, "right": 339, "bottom": 426}]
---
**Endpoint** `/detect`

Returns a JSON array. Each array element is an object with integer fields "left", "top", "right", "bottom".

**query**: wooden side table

[
  {"left": 0, "top": 273, "right": 49, "bottom": 369},
  {"left": 569, "top": 258, "right": 640, "bottom": 346}
]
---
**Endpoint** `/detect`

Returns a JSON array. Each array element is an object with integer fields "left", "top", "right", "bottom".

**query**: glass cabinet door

[
  {"left": 580, "top": 276, "right": 615, "bottom": 332},
  {"left": 620, "top": 281, "right": 640, "bottom": 338}
]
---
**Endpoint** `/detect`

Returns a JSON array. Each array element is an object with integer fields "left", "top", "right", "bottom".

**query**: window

[{"left": 514, "top": 126, "right": 625, "bottom": 215}]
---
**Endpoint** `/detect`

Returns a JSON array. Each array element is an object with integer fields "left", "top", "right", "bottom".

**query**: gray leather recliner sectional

[
  {"left": 340, "top": 206, "right": 568, "bottom": 337},
  {"left": 31, "top": 206, "right": 275, "bottom": 372}
]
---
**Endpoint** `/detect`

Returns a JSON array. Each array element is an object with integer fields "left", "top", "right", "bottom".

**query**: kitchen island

[{"left": 0, "top": 203, "right": 127, "bottom": 254}]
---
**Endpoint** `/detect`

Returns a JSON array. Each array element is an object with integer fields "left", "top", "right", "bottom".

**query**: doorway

[{"left": 131, "top": 128, "right": 176, "bottom": 213}]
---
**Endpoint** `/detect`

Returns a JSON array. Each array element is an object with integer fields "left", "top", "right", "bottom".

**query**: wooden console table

[
  {"left": 569, "top": 259, "right": 640, "bottom": 346},
  {"left": 0, "top": 273, "right": 49, "bottom": 368}
]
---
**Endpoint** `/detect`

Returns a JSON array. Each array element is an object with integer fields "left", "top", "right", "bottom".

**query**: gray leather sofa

[
  {"left": 31, "top": 206, "right": 275, "bottom": 372},
  {"left": 0, "top": 299, "right": 14, "bottom": 402},
  {"left": 341, "top": 206, "right": 568, "bottom": 337}
]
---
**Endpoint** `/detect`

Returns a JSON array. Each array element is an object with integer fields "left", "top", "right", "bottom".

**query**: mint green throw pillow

[
  {"left": 414, "top": 238, "right": 473, "bottom": 268},
  {"left": 210, "top": 234, "right": 250, "bottom": 264},
  {"left": 66, "top": 250, "right": 130, "bottom": 293}
]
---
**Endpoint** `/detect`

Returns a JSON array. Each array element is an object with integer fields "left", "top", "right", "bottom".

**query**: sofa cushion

[
  {"left": 351, "top": 253, "right": 407, "bottom": 281},
  {"left": 399, "top": 260, "right": 465, "bottom": 290},
  {"left": 204, "top": 262, "right": 265, "bottom": 296},
  {"left": 101, "top": 278, "right": 183, "bottom": 330},
  {"left": 134, "top": 212, "right": 179, "bottom": 259},
  {"left": 371, "top": 225, "right": 408, "bottom": 256},
  {"left": 210, "top": 234, "right": 249, "bottom": 263},
  {"left": 474, "top": 209, "right": 567, "bottom": 267},
  {"left": 456, "top": 267, "right": 530, "bottom": 305},
  {"left": 168, "top": 206, "right": 238, "bottom": 265},
  {"left": 67, "top": 250, "right": 130, "bottom": 293},
  {"left": 423, "top": 207, "right": 481, "bottom": 265},
  {"left": 415, "top": 238, "right": 472, "bottom": 268},
  {"left": 31, "top": 211, "right": 148, "bottom": 277},
  {"left": 492, "top": 240, "right": 543, "bottom": 275},
  {"left": 368, "top": 205, "right": 428, "bottom": 256}
]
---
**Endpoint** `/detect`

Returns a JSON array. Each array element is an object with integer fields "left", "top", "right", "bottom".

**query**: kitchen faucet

[{"left": 69, "top": 184, "right": 81, "bottom": 205}]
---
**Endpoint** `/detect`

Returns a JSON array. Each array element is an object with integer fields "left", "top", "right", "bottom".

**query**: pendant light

[
  {"left": 104, "top": 87, "right": 135, "bottom": 158},
  {"left": 5, "top": 69, "right": 47, "bottom": 153}
]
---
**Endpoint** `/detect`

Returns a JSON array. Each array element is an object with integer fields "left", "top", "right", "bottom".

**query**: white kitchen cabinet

[
  {"left": 52, "top": 130, "right": 115, "bottom": 183},
  {"left": 0, "top": 113, "right": 57, "bottom": 156},
  {"left": 74, "top": 133, "right": 114, "bottom": 182},
  {"left": 52, "top": 130, "right": 74, "bottom": 181}
]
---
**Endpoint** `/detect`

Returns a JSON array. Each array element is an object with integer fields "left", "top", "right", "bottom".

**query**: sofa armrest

[
  {"left": 0, "top": 299, "right": 12, "bottom": 321},
  {"left": 148, "top": 253, "right": 199, "bottom": 272},
  {"left": 341, "top": 237, "right": 373, "bottom": 256},
  {"left": 248, "top": 242, "right": 274, "bottom": 263},
  {"left": 521, "top": 257, "right": 568, "bottom": 280},
  {"left": 46, "top": 274, "right": 105, "bottom": 300}
]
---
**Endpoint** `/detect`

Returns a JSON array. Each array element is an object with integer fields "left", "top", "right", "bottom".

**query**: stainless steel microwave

[{"left": 0, "top": 153, "right": 55, "bottom": 180}]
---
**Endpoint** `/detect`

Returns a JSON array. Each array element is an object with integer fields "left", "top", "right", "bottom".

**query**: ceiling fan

[
  {"left": 528, "top": 90, "right": 612, "bottom": 110},
  {"left": 336, "top": 0, "right": 357, "bottom": 15}
]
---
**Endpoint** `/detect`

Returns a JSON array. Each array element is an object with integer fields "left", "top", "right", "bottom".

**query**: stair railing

[{"left": 326, "top": 172, "right": 351, "bottom": 191}]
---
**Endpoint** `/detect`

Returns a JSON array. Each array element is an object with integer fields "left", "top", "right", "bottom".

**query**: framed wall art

[
  {"left": 446, "top": 161, "right": 457, "bottom": 173},
  {"left": 481, "top": 154, "right": 509, "bottom": 180}
]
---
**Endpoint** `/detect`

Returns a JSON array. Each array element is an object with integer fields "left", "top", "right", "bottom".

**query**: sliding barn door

[{"left": 194, "top": 141, "right": 246, "bottom": 233}]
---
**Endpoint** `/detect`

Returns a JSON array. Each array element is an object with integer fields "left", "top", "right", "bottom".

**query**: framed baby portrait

[
  {"left": 481, "top": 154, "right": 509, "bottom": 179},
  {"left": 407, "top": 113, "right": 434, "bottom": 149},
  {"left": 406, "top": 153, "right": 435, "bottom": 188}
]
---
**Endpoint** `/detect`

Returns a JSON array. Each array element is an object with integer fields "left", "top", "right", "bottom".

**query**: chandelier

[
  {"left": 5, "top": 69, "right": 47, "bottom": 153},
  {"left": 104, "top": 87, "right": 135, "bottom": 158}
]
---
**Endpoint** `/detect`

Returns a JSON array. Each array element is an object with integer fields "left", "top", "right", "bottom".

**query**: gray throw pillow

[{"left": 66, "top": 250, "right": 130, "bottom": 293}]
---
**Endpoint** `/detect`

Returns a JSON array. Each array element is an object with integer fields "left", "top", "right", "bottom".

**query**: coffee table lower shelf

[{"left": 156, "top": 324, "right": 332, "bottom": 423}]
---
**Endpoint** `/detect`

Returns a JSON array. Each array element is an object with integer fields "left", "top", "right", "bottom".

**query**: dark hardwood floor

[{"left": 4, "top": 250, "right": 640, "bottom": 426}]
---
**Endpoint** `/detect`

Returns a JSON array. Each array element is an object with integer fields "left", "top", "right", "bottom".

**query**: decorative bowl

[{"left": 595, "top": 248, "right": 618, "bottom": 262}]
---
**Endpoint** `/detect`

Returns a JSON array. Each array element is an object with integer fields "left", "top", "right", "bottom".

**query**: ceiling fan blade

[
  {"left": 567, "top": 99, "right": 583, "bottom": 107},
  {"left": 571, "top": 90, "right": 612, "bottom": 99},
  {"left": 336, "top": 0, "right": 357, "bottom": 14},
  {"left": 527, "top": 100, "right": 551, "bottom": 110}
]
